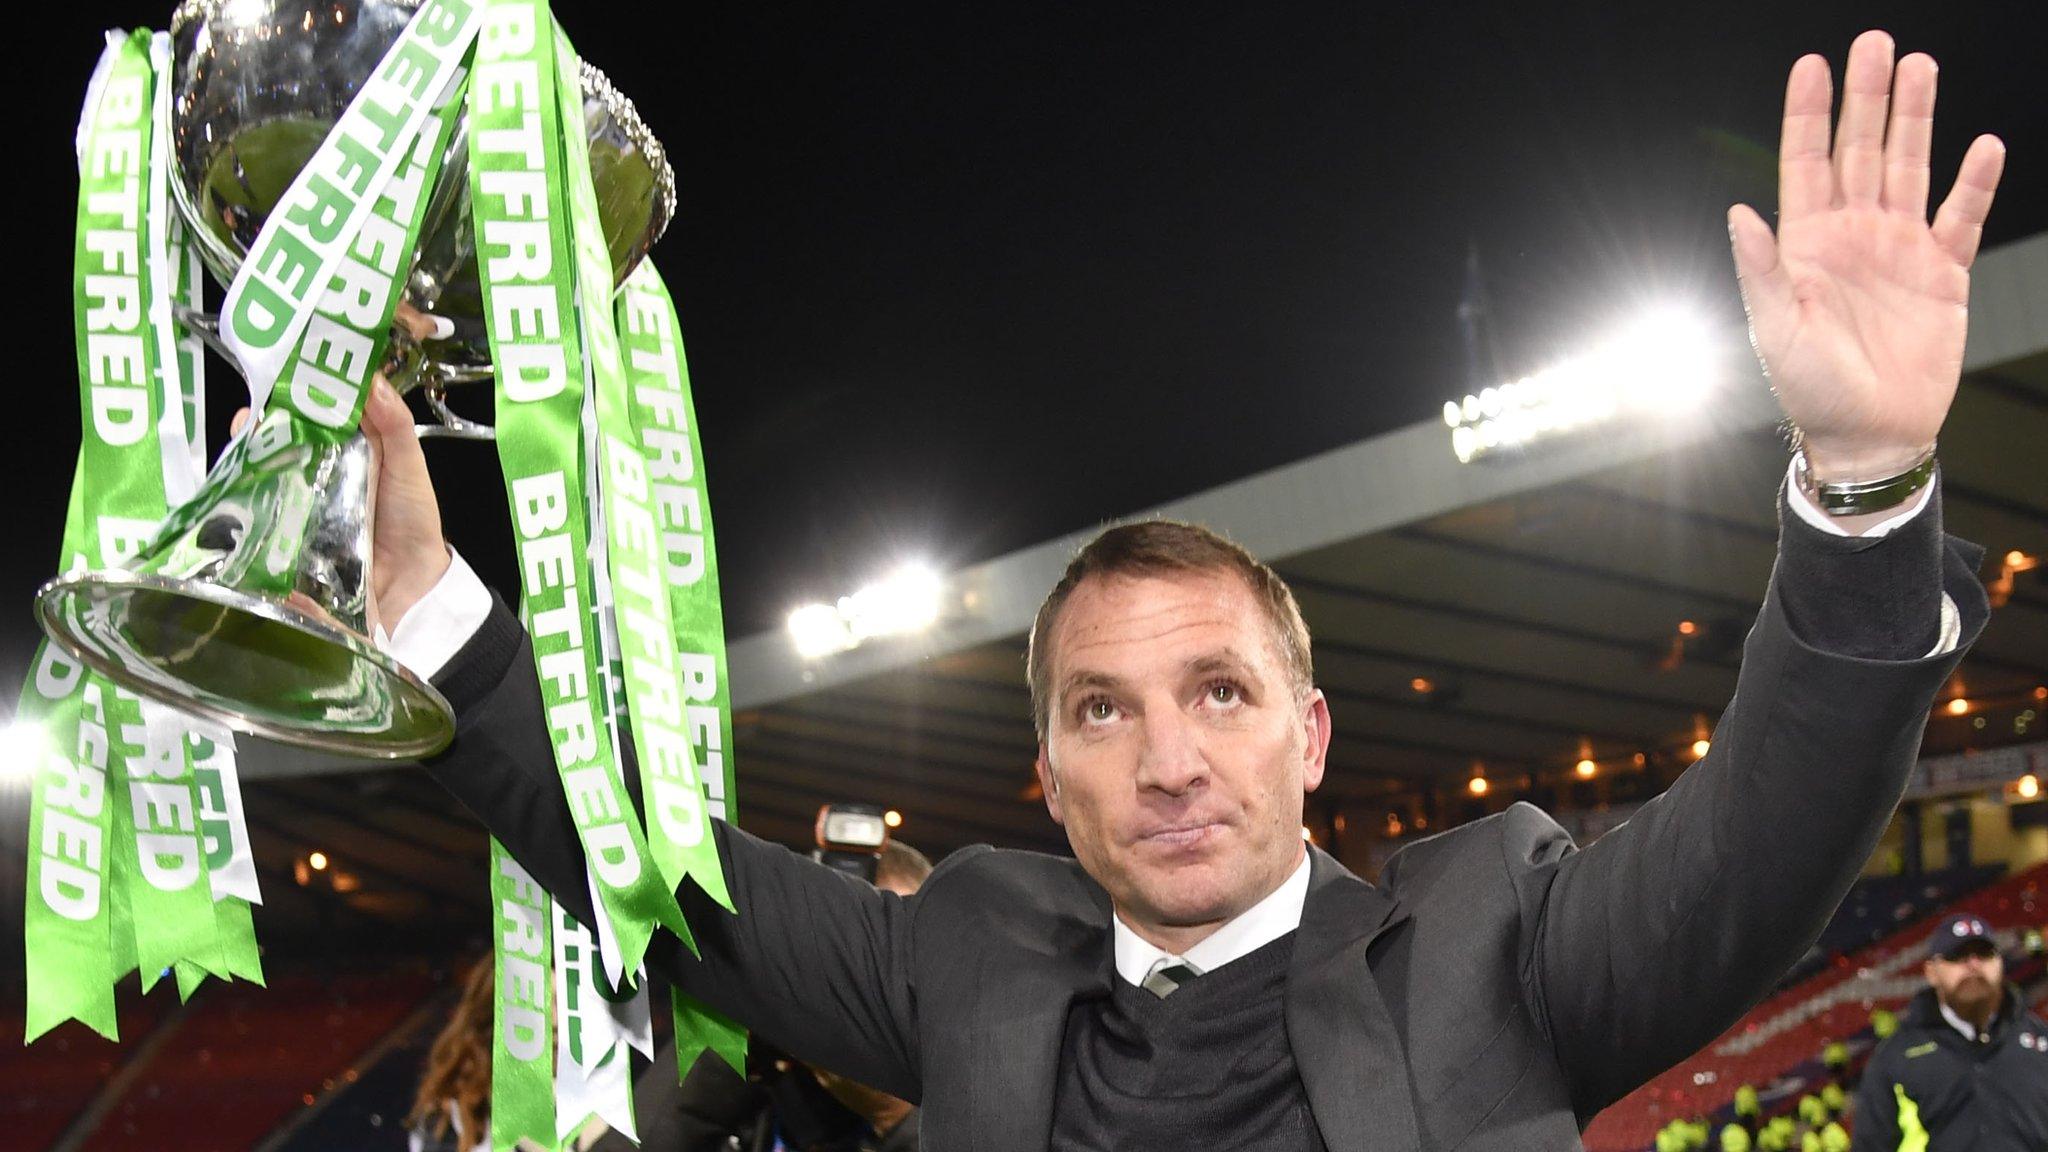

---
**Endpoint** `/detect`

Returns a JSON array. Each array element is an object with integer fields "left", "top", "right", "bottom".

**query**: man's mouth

[{"left": 1138, "top": 821, "right": 1226, "bottom": 848}]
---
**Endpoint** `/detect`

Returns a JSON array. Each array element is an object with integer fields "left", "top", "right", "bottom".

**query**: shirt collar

[
  {"left": 1938, "top": 999, "right": 1983, "bottom": 1042},
  {"left": 1112, "top": 850, "right": 1312, "bottom": 987}
]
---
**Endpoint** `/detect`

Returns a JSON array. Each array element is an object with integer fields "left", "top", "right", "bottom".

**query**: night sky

[{"left": 11, "top": 0, "right": 2048, "bottom": 700}]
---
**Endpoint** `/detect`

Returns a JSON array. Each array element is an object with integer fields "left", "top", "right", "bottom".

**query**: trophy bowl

[
  {"left": 36, "top": 0, "right": 675, "bottom": 758},
  {"left": 168, "top": 0, "right": 675, "bottom": 390}
]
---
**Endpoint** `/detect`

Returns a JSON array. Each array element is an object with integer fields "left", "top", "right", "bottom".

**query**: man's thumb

[{"left": 1727, "top": 205, "right": 1794, "bottom": 329}]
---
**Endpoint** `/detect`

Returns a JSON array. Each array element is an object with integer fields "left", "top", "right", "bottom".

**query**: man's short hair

[
  {"left": 1025, "top": 519, "right": 1314, "bottom": 738},
  {"left": 877, "top": 839, "right": 934, "bottom": 893}
]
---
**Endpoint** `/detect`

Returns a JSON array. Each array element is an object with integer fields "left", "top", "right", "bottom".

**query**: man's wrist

[
  {"left": 1794, "top": 435, "right": 1937, "bottom": 485},
  {"left": 377, "top": 545, "right": 454, "bottom": 633}
]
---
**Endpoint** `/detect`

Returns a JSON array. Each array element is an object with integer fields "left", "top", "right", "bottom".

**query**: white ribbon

[
  {"left": 187, "top": 717, "right": 260, "bottom": 904},
  {"left": 552, "top": 904, "right": 648, "bottom": 1143}
]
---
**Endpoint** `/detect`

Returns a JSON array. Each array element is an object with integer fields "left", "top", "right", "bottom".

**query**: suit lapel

[
  {"left": 1286, "top": 847, "right": 1419, "bottom": 1152},
  {"left": 971, "top": 874, "right": 1115, "bottom": 1152}
]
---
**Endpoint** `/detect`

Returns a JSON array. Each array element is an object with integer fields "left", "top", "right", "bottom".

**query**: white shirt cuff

[
  {"left": 1783, "top": 461, "right": 1958, "bottom": 658},
  {"left": 375, "top": 548, "right": 492, "bottom": 680}
]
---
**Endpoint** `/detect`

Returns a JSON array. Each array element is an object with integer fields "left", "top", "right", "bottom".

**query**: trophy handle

[
  {"left": 170, "top": 305, "right": 497, "bottom": 442},
  {"left": 415, "top": 378, "right": 497, "bottom": 442},
  {"left": 172, "top": 303, "right": 236, "bottom": 366}
]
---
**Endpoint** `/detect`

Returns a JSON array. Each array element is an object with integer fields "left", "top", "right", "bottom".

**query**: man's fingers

[
  {"left": 1931, "top": 134, "right": 2007, "bottom": 268},
  {"left": 1729, "top": 204, "right": 1794, "bottom": 329},
  {"left": 1833, "top": 30, "right": 1895, "bottom": 207},
  {"left": 362, "top": 377, "right": 422, "bottom": 464},
  {"left": 1881, "top": 53, "right": 1937, "bottom": 218},
  {"left": 1779, "top": 54, "right": 1834, "bottom": 222},
  {"left": 230, "top": 407, "right": 251, "bottom": 437}
]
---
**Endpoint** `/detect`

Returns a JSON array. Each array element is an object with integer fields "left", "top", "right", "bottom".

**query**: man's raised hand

[{"left": 1728, "top": 30, "right": 2005, "bottom": 481}]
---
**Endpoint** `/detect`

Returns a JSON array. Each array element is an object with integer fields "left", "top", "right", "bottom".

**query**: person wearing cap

[{"left": 1848, "top": 914, "right": 2048, "bottom": 1150}]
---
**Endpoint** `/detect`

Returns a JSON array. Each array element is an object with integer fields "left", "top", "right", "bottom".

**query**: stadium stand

[
  {"left": 3, "top": 963, "right": 444, "bottom": 1151},
  {"left": 0, "top": 981, "right": 179, "bottom": 1151},
  {"left": 1777, "top": 865, "right": 2006, "bottom": 986},
  {"left": 1583, "top": 861, "right": 2048, "bottom": 1152}
]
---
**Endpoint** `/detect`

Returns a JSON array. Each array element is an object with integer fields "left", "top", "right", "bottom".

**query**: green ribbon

[
  {"left": 555, "top": 28, "right": 727, "bottom": 933},
  {"left": 19, "top": 523, "right": 115, "bottom": 1036},
  {"left": 469, "top": 0, "right": 680, "bottom": 991},
  {"left": 615, "top": 263, "right": 750, "bottom": 1076},
  {"left": 67, "top": 27, "right": 228, "bottom": 1003},
  {"left": 490, "top": 838, "right": 555, "bottom": 1152},
  {"left": 190, "top": 729, "right": 264, "bottom": 986},
  {"left": 115, "top": 690, "right": 223, "bottom": 995},
  {"left": 26, "top": 29, "right": 168, "bottom": 1037}
]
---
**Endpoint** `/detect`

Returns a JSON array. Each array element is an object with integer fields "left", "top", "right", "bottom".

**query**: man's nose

[{"left": 1134, "top": 706, "right": 1207, "bottom": 795}]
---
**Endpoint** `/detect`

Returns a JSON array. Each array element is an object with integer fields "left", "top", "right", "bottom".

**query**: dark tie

[{"left": 1141, "top": 961, "right": 1198, "bottom": 998}]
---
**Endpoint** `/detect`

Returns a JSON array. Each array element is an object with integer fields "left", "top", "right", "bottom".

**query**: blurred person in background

[
  {"left": 1849, "top": 914, "right": 2048, "bottom": 1151},
  {"left": 408, "top": 959, "right": 495, "bottom": 1152}
]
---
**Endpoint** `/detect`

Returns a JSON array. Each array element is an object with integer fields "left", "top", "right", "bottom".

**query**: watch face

[{"left": 822, "top": 809, "right": 888, "bottom": 849}]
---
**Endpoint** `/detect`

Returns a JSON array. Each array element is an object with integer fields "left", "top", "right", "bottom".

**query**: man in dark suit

[{"left": 359, "top": 30, "right": 2009, "bottom": 1150}]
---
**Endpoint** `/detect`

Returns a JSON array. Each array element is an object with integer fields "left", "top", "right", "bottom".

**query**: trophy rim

[
  {"left": 35, "top": 569, "right": 455, "bottom": 761},
  {"left": 577, "top": 58, "right": 677, "bottom": 255},
  {"left": 170, "top": 0, "right": 423, "bottom": 37}
]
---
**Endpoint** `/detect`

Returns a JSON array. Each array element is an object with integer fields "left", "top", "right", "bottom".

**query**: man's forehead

[{"left": 1052, "top": 570, "right": 1278, "bottom": 667}]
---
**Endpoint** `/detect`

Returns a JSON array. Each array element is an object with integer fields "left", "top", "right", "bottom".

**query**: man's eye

[
  {"left": 1085, "top": 699, "right": 1117, "bottom": 722},
  {"left": 1207, "top": 682, "right": 1239, "bottom": 705}
]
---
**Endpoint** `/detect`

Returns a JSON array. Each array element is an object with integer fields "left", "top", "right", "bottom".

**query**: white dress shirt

[{"left": 1112, "top": 850, "right": 1313, "bottom": 988}]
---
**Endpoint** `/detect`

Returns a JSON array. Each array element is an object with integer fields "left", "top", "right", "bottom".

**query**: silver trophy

[{"left": 35, "top": 0, "right": 673, "bottom": 757}]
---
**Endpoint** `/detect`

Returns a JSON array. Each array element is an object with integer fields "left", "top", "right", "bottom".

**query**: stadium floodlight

[
  {"left": 0, "top": 720, "right": 45, "bottom": 784},
  {"left": 844, "top": 565, "right": 945, "bottom": 643},
  {"left": 789, "top": 563, "right": 950, "bottom": 659},
  {"left": 788, "top": 602, "right": 856, "bottom": 660},
  {"left": 1445, "top": 304, "right": 1721, "bottom": 463}
]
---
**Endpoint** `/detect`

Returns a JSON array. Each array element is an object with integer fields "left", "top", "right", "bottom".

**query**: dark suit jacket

[{"left": 428, "top": 487, "right": 1987, "bottom": 1150}]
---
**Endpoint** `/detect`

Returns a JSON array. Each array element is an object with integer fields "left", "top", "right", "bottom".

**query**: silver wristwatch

[{"left": 1791, "top": 445, "right": 1938, "bottom": 517}]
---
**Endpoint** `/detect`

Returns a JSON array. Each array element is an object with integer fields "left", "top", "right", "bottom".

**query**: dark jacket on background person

[
  {"left": 1849, "top": 985, "right": 2048, "bottom": 1152},
  {"left": 427, "top": 489, "right": 1985, "bottom": 1150}
]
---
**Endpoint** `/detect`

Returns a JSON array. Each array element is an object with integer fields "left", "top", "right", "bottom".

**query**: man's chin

[{"left": 1131, "top": 873, "right": 1242, "bottom": 929}]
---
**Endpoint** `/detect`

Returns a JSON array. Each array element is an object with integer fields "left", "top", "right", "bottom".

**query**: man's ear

[
  {"left": 1300, "top": 688, "right": 1333, "bottom": 794},
  {"left": 1035, "top": 744, "right": 1065, "bottom": 825}
]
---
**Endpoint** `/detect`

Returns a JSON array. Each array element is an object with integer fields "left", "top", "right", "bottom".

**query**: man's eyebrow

[
  {"left": 1184, "top": 649, "right": 1262, "bottom": 680},
  {"left": 1056, "top": 669, "right": 1127, "bottom": 701}
]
